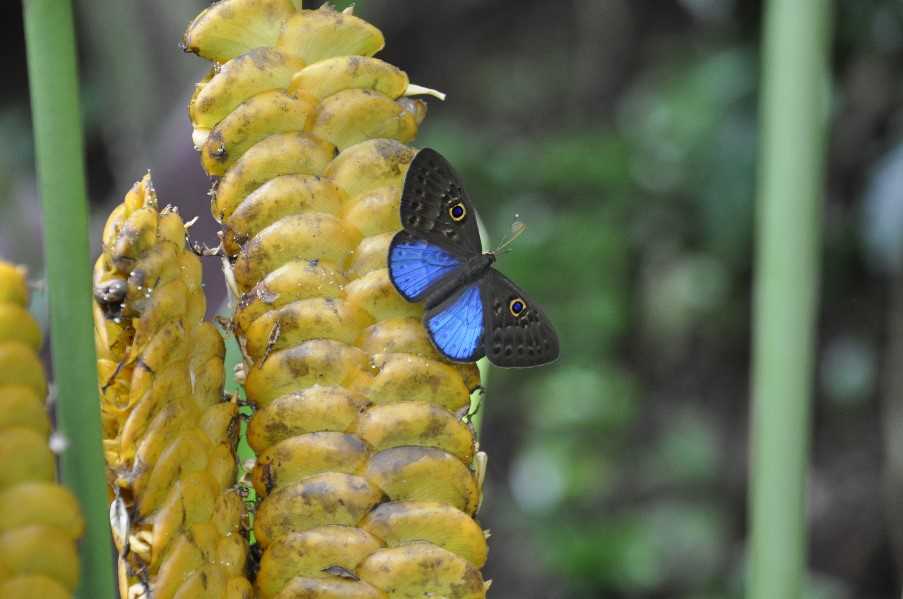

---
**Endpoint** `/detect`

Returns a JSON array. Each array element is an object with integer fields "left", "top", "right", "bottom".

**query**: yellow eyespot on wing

[
  {"left": 508, "top": 297, "right": 527, "bottom": 317},
  {"left": 449, "top": 202, "right": 467, "bottom": 222}
]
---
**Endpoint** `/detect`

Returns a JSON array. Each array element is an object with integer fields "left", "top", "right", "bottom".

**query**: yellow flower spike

[
  {"left": 91, "top": 176, "right": 249, "bottom": 598},
  {"left": 0, "top": 260, "right": 86, "bottom": 597},
  {"left": 183, "top": 1, "right": 488, "bottom": 596}
]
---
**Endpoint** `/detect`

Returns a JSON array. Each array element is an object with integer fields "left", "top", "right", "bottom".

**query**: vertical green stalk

[
  {"left": 23, "top": 1, "right": 115, "bottom": 597},
  {"left": 749, "top": 1, "right": 831, "bottom": 598}
]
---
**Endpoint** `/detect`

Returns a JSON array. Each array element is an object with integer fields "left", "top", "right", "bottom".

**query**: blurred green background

[{"left": 3, "top": 1, "right": 903, "bottom": 597}]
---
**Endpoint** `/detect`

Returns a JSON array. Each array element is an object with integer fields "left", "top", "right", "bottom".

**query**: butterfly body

[
  {"left": 388, "top": 148, "right": 559, "bottom": 368},
  {"left": 413, "top": 243, "right": 495, "bottom": 311}
]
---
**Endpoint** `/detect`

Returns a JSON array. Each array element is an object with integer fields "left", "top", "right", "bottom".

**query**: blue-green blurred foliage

[{"left": 411, "top": 1, "right": 900, "bottom": 596}]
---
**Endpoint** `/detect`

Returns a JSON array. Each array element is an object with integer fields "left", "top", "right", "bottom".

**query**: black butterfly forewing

[
  {"left": 399, "top": 148, "right": 482, "bottom": 257},
  {"left": 479, "top": 269, "right": 559, "bottom": 367}
]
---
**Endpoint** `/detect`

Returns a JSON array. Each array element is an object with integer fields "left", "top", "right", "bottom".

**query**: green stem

[
  {"left": 749, "top": 1, "right": 832, "bottom": 597},
  {"left": 22, "top": 2, "right": 115, "bottom": 597}
]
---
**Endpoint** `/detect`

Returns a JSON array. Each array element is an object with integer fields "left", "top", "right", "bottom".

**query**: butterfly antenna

[{"left": 493, "top": 221, "right": 527, "bottom": 254}]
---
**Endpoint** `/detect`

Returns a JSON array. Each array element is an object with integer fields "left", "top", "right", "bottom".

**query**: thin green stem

[
  {"left": 469, "top": 358, "right": 489, "bottom": 437},
  {"left": 749, "top": 1, "right": 832, "bottom": 597},
  {"left": 23, "top": 1, "right": 115, "bottom": 597}
]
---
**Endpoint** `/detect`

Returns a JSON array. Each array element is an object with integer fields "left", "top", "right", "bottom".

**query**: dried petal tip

[{"left": 405, "top": 83, "right": 447, "bottom": 101}]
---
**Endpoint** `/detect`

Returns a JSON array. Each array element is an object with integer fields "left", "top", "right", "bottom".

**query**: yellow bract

[
  {"left": 0, "top": 263, "right": 28, "bottom": 306},
  {"left": 0, "top": 526, "right": 80, "bottom": 592},
  {"left": 311, "top": 89, "right": 421, "bottom": 151},
  {"left": 0, "top": 386, "right": 51, "bottom": 437},
  {"left": 357, "top": 544, "right": 487, "bottom": 599},
  {"left": 257, "top": 526, "right": 382, "bottom": 598},
  {"left": 0, "top": 483, "right": 83, "bottom": 540},
  {"left": 223, "top": 174, "right": 347, "bottom": 255},
  {"left": 276, "top": 10, "right": 385, "bottom": 65},
  {"left": 252, "top": 432, "right": 371, "bottom": 495},
  {"left": 247, "top": 385, "right": 364, "bottom": 452},
  {"left": 202, "top": 90, "right": 318, "bottom": 175},
  {"left": 361, "top": 501, "right": 489, "bottom": 567},
  {"left": 191, "top": 48, "right": 307, "bottom": 131},
  {"left": 212, "top": 132, "right": 336, "bottom": 221},
  {"left": 290, "top": 56, "right": 408, "bottom": 101},
  {"left": 182, "top": 0, "right": 297, "bottom": 63},
  {"left": 0, "top": 575, "right": 71, "bottom": 599},
  {"left": 0, "top": 303, "right": 41, "bottom": 351},
  {"left": 253, "top": 473, "right": 384, "bottom": 548},
  {"left": 355, "top": 402, "right": 476, "bottom": 462},
  {"left": 0, "top": 342, "right": 47, "bottom": 399},
  {"left": 273, "top": 577, "right": 387, "bottom": 599}
]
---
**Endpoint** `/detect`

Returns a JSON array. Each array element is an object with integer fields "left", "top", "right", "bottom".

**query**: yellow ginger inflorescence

[
  {"left": 92, "top": 175, "right": 251, "bottom": 599},
  {"left": 0, "top": 261, "right": 85, "bottom": 598},
  {"left": 183, "top": 1, "right": 490, "bottom": 597}
]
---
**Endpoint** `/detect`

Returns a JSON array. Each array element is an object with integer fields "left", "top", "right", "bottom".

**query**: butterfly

[{"left": 387, "top": 148, "right": 559, "bottom": 368}]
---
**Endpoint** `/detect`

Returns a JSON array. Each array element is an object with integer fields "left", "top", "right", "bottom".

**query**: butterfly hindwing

[
  {"left": 400, "top": 148, "right": 482, "bottom": 257},
  {"left": 388, "top": 231, "right": 463, "bottom": 302},
  {"left": 424, "top": 284, "right": 485, "bottom": 363},
  {"left": 479, "top": 269, "right": 559, "bottom": 367}
]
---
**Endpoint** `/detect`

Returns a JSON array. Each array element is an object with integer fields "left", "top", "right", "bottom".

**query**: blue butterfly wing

[
  {"left": 425, "top": 284, "right": 484, "bottom": 362},
  {"left": 388, "top": 232, "right": 463, "bottom": 302}
]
